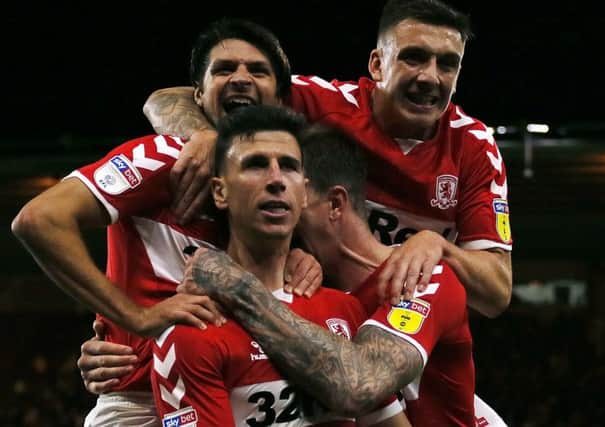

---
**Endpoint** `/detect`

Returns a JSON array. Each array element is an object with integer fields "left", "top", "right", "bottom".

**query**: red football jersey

[
  {"left": 67, "top": 134, "right": 225, "bottom": 391},
  {"left": 151, "top": 288, "right": 402, "bottom": 427},
  {"left": 356, "top": 262, "right": 475, "bottom": 426},
  {"left": 289, "top": 75, "right": 512, "bottom": 251}
]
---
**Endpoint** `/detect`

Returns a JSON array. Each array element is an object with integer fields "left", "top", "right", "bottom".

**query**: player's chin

[
  {"left": 400, "top": 103, "right": 442, "bottom": 125},
  {"left": 257, "top": 222, "right": 297, "bottom": 240}
]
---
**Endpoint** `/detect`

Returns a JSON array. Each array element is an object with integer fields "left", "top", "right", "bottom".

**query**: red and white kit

[
  {"left": 67, "top": 134, "right": 224, "bottom": 391},
  {"left": 289, "top": 75, "right": 512, "bottom": 250},
  {"left": 152, "top": 288, "right": 402, "bottom": 427},
  {"left": 355, "top": 262, "right": 475, "bottom": 427}
]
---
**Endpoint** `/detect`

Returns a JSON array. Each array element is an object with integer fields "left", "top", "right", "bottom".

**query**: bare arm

[
  {"left": 11, "top": 178, "right": 222, "bottom": 336},
  {"left": 143, "top": 87, "right": 219, "bottom": 224},
  {"left": 143, "top": 86, "right": 212, "bottom": 138},
  {"left": 377, "top": 230, "right": 512, "bottom": 318},
  {"left": 185, "top": 248, "right": 423, "bottom": 417},
  {"left": 443, "top": 243, "right": 512, "bottom": 318}
]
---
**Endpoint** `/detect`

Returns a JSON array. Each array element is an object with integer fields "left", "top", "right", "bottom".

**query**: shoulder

[
  {"left": 440, "top": 104, "right": 506, "bottom": 179},
  {"left": 289, "top": 74, "right": 368, "bottom": 112},
  {"left": 307, "top": 287, "right": 367, "bottom": 333},
  {"left": 290, "top": 74, "right": 361, "bottom": 91},
  {"left": 113, "top": 134, "right": 185, "bottom": 164},
  {"left": 442, "top": 104, "right": 499, "bottom": 150},
  {"left": 313, "top": 287, "right": 361, "bottom": 305},
  {"left": 107, "top": 134, "right": 184, "bottom": 155},
  {"left": 86, "top": 133, "right": 185, "bottom": 186},
  {"left": 154, "top": 324, "right": 239, "bottom": 358}
]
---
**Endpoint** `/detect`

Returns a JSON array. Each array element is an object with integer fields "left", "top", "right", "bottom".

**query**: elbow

[
  {"left": 483, "top": 277, "right": 513, "bottom": 318},
  {"left": 142, "top": 90, "right": 161, "bottom": 119},
  {"left": 336, "top": 387, "right": 393, "bottom": 417},
  {"left": 12, "top": 200, "right": 52, "bottom": 245}
]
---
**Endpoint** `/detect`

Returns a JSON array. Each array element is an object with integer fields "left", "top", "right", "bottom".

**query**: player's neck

[
  {"left": 226, "top": 233, "right": 290, "bottom": 292},
  {"left": 332, "top": 220, "right": 393, "bottom": 293}
]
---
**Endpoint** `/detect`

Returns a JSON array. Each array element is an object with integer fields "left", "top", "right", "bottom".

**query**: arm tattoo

[
  {"left": 225, "top": 286, "right": 422, "bottom": 415},
  {"left": 190, "top": 249, "right": 262, "bottom": 308},
  {"left": 189, "top": 248, "right": 423, "bottom": 415},
  {"left": 143, "top": 87, "right": 213, "bottom": 138}
]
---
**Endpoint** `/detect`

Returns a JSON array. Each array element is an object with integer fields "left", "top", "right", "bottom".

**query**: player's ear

[
  {"left": 211, "top": 177, "right": 228, "bottom": 210},
  {"left": 193, "top": 86, "right": 204, "bottom": 107},
  {"left": 368, "top": 48, "right": 383, "bottom": 81},
  {"left": 327, "top": 186, "right": 347, "bottom": 221},
  {"left": 302, "top": 178, "right": 309, "bottom": 210}
]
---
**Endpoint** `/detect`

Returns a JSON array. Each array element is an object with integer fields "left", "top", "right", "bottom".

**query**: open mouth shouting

[{"left": 222, "top": 96, "right": 257, "bottom": 113}]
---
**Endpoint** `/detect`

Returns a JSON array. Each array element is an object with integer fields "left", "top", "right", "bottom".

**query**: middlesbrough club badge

[{"left": 431, "top": 174, "right": 459, "bottom": 210}]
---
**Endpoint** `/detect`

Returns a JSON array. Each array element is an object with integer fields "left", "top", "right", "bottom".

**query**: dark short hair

[
  {"left": 378, "top": 0, "right": 473, "bottom": 43},
  {"left": 214, "top": 105, "right": 307, "bottom": 174},
  {"left": 300, "top": 124, "right": 368, "bottom": 217},
  {"left": 189, "top": 18, "right": 291, "bottom": 100}
]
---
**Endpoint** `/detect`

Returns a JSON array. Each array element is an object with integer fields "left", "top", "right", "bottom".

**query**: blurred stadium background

[{"left": 3, "top": 1, "right": 604, "bottom": 426}]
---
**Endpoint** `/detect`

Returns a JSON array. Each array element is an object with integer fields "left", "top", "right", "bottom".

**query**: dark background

[
  {"left": 3, "top": 2, "right": 605, "bottom": 426},
  {"left": 3, "top": 1, "right": 603, "bottom": 140}
]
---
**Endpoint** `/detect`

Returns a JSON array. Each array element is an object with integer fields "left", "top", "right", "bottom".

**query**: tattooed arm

[
  {"left": 142, "top": 86, "right": 218, "bottom": 223},
  {"left": 185, "top": 248, "right": 423, "bottom": 416},
  {"left": 143, "top": 86, "right": 212, "bottom": 138}
]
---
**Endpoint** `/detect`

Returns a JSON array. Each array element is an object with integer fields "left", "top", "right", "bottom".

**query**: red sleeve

[
  {"left": 455, "top": 119, "right": 512, "bottom": 250},
  {"left": 151, "top": 325, "right": 235, "bottom": 427},
  {"left": 289, "top": 75, "right": 361, "bottom": 122},
  {"left": 361, "top": 263, "right": 467, "bottom": 365},
  {"left": 67, "top": 134, "right": 183, "bottom": 222}
]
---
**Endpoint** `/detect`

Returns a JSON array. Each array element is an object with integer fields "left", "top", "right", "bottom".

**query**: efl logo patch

[
  {"left": 162, "top": 406, "right": 198, "bottom": 427},
  {"left": 493, "top": 199, "right": 511, "bottom": 243},
  {"left": 430, "top": 175, "right": 458, "bottom": 210},
  {"left": 326, "top": 318, "right": 352, "bottom": 340},
  {"left": 93, "top": 154, "right": 142, "bottom": 195},
  {"left": 387, "top": 299, "right": 431, "bottom": 334}
]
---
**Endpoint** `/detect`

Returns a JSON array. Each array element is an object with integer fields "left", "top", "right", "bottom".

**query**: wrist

[
  {"left": 122, "top": 304, "right": 147, "bottom": 336},
  {"left": 441, "top": 239, "right": 460, "bottom": 264}
]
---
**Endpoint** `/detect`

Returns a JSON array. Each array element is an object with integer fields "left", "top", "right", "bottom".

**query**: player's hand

[
  {"left": 377, "top": 230, "right": 446, "bottom": 304},
  {"left": 78, "top": 320, "right": 138, "bottom": 394},
  {"left": 136, "top": 292, "right": 226, "bottom": 338},
  {"left": 284, "top": 248, "right": 322, "bottom": 297},
  {"left": 170, "top": 128, "right": 218, "bottom": 225}
]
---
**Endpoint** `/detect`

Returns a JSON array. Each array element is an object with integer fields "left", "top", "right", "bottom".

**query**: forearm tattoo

[
  {"left": 144, "top": 88, "right": 212, "bottom": 138},
  {"left": 190, "top": 248, "right": 423, "bottom": 415},
  {"left": 241, "top": 301, "right": 422, "bottom": 416},
  {"left": 190, "top": 249, "right": 259, "bottom": 307},
  {"left": 193, "top": 250, "right": 422, "bottom": 416}
]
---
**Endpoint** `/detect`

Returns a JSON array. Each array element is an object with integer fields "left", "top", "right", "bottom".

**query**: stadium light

[{"left": 526, "top": 123, "right": 549, "bottom": 134}]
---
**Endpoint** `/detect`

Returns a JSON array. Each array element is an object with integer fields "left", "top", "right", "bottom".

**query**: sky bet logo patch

[
  {"left": 110, "top": 155, "right": 141, "bottom": 188},
  {"left": 387, "top": 299, "right": 431, "bottom": 334},
  {"left": 162, "top": 406, "right": 198, "bottom": 427},
  {"left": 94, "top": 154, "right": 142, "bottom": 195}
]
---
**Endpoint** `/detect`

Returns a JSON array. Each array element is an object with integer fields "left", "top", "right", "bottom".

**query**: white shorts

[
  {"left": 474, "top": 394, "right": 508, "bottom": 426},
  {"left": 84, "top": 391, "right": 160, "bottom": 427}
]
